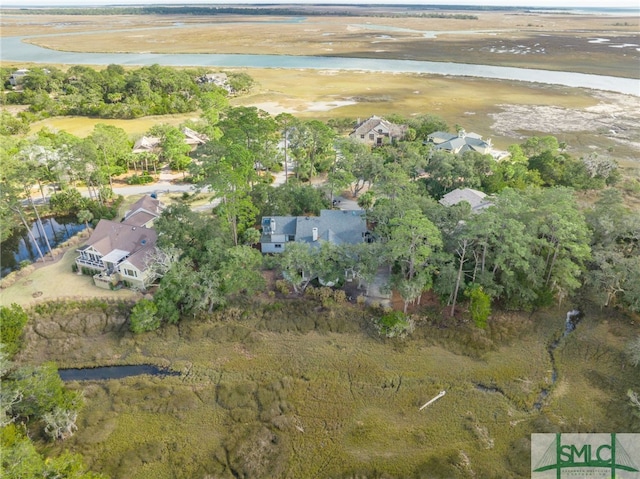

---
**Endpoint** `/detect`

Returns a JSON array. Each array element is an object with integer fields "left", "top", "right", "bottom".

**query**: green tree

[
  {"left": 386, "top": 209, "right": 443, "bottom": 312},
  {"left": 275, "top": 113, "right": 298, "bottom": 182},
  {"left": 219, "top": 106, "right": 279, "bottom": 173},
  {"left": 1, "top": 424, "right": 106, "bottom": 478},
  {"left": 9, "top": 362, "right": 81, "bottom": 422},
  {"left": 585, "top": 188, "right": 640, "bottom": 311},
  {"left": 219, "top": 245, "right": 265, "bottom": 299},
  {"left": 150, "top": 125, "right": 192, "bottom": 174},
  {"left": 88, "top": 124, "right": 131, "bottom": 189},
  {"left": 289, "top": 119, "right": 335, "bottom": 182},
  {"left": 192, "top": 141, "right": 258, "bottom": 246},
  {"left": 277, "top": 242, "right": 318, "bottom": 293}
]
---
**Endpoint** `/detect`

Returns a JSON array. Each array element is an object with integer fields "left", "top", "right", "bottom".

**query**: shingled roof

[
  {"left": 439, "top": 188, "right": 493, "bottom": 212},
  {"left": 260, "top": 210, "right": 367, "bottom": 249},
  {"left": 84, "top": 220, "right": 157, "bottom": 270}
]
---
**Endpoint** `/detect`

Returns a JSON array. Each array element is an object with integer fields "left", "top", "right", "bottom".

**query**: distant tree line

[{"left": 5, "top": 6, "right": 478, "bottom": 19}]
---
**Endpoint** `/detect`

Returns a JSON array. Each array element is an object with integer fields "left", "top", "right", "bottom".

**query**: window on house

[
  {"left": 275, "top": 244, "right": 282, "bottom": 249},
  {"left": 369, "top": 133, "right": 374, "bottom": 140},
  {"left": 287, "top": 235, "right": 295, "bottom": 241},
  {"left": 124, "top": 269, "right": 137, "bottom": 277},
  {"left": 360, "top": 134, "right": 365, "bottom": 139}
]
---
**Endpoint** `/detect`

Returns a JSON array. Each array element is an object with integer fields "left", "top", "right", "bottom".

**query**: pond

[
  {"left": 0, "top": 216, "right": 86, "bottom": 278},
  {"left": 59, "top": 365, "right": 180, "bottom": 381}
]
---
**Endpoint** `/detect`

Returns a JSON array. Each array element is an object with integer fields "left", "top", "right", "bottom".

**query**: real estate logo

[{"left": 532, "top": 433, "right": 640, "bottom": 479}]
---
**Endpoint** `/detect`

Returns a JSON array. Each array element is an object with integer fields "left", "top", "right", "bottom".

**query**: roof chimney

[{"left": 312, "top": 227, "right": 318, "bottom": 242}]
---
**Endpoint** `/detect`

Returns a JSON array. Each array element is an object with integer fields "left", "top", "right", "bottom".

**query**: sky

[{"left": 6, "top": 1, "right": 640, "bottom": 8}]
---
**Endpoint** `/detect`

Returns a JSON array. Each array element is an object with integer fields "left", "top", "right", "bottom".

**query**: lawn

[{"left": 0, "top": 239, "right": 138, "bottom": 308}]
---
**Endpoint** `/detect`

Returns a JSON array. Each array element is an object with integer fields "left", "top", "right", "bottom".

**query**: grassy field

[{"left": 17, "top": 297, "right": 639, "bottom": 478}]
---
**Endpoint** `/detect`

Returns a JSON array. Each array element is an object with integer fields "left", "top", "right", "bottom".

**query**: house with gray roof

[
  {"left": 439, "top": 188, "right": 493, "bottom": 213},
  {"left": 350, "top": 116, "right": 408, "bottom": 147},
  {"left": 260, "top": 209, "right": 367, "bottom": 253},
  {"left": 426, "top": 130, "right": 492, "bottom": 155}
]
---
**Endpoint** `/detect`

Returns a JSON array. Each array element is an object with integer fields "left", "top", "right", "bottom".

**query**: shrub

[
  {"left": 0, "top": 303, "right": 29, "bottom": 358},
  {"left": 275, "top": 280, "right": 290, "bottom": 295},
  {"left": 18, "top": 260, "right": 31, "bottom": 270},
  {"left": 129, "top": 299, "right": 160, "bottom": 333},
  {"left": 126, "top": 173, "right": 155, "bottom": 185},
  {"left": 466, "top": 285, "right": 491, "bottom": 329},
  {"left": 332, "top": 289, "right": 347, "bottom": 304},
  {"left": 374, "top": 310, "right": 415, "bottom": 338}
]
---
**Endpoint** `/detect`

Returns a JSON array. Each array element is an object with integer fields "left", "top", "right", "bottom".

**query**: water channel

[
  {"left": 58, "top": 365, "right": 180, "bottom": 381},
  {"left": 476, "top": 310, "right": 582, "bottom": 411},
  {"left": 2, "top": 32, "right": 638, "bottom": 96}
]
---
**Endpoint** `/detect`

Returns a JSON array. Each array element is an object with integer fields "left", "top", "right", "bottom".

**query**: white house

[
  {"left": 426, "top": 130, "right": 492, "bottom": 155},
  {"left": 9, "top": 69, "right": 29, "bottom": 86}
]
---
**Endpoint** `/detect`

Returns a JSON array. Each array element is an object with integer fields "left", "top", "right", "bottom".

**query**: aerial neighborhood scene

[{"left": 1, "top": 1, "right": 639, "bottom": 478}]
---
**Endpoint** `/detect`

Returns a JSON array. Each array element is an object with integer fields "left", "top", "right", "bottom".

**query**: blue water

[
  {"left": 2, "top": 32, "right": 638, "bottom": 95},
  {"left": 0, "top": 216, "right": 86, "bottom": 277}
]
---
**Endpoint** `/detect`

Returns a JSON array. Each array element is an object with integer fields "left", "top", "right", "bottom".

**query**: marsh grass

[{"left": 24, "top": 297, "right": 636, "bottom": 478}]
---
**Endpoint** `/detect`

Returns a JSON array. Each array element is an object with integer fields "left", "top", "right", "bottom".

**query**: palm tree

[{"left": 77, "top": 209, "right": 93, "bottom": 230}]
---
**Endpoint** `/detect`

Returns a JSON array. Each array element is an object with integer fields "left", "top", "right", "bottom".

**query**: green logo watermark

[{"left": 532, "top": 433, "right": 640, "bottom": 478}]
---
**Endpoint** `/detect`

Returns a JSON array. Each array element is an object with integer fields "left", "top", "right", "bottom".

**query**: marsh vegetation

[{"left": 9, "top": 297, "right": 640, "bottom": 478}]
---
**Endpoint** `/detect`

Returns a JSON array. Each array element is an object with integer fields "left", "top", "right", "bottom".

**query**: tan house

[
  {"left": 182, "top": 126, "right": 209, "bottom": 149},
  {"left": 75, "top": 195, "right": 164, "bottom": 290},
  {"left": 132, "top": 136, "right": 161, "bottom": 154},
  {"left": 76, "top": 221, "right": 158, "bottom": 291},
  {"left": 349, "top": 116, "right": 408, "bottom": 147}
]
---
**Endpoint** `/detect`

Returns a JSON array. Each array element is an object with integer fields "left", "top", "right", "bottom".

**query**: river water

[{"left": 2, "top": 34, "right": 638, "bottom": 96}]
